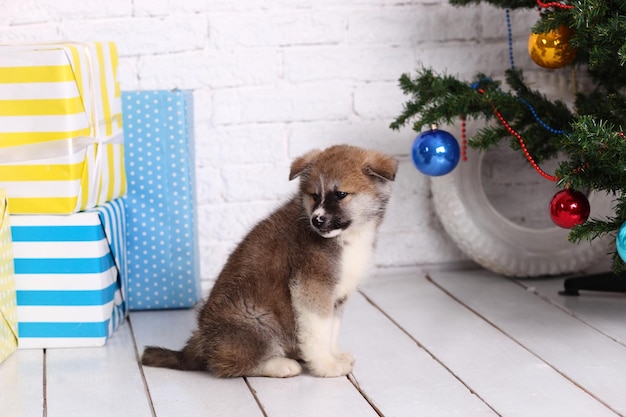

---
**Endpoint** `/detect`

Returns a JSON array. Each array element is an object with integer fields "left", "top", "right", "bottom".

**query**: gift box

[
  {"left": 122, "top": 90, "right": 201, "bottom": 310},
  {"left": 0, "top": 191, "right": 17, "bottom": 362},
  {"left": 12, "top": 199, "right": 127, "bottom": 348},
  {"left": 0, "top": 42, "right": 126, "bottom": 214}
]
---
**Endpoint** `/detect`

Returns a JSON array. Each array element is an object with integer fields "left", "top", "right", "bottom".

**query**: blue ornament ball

[
  {"left": 616, "top": 222, "right": 626, "bottom": 262},
  {"left": 411, "top": 128, "right": 461, "bottom": 176}
]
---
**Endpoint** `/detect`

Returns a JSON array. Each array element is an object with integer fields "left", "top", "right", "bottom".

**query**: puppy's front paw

[
  {"left": 334, "top": 350, "right": 355, "bottom": 366},
  {"left": 308, "top": 357, "right": 353, "bottom": 378},
  {"left": 252, "top": 357, "right": 303, "bottom": 378}
]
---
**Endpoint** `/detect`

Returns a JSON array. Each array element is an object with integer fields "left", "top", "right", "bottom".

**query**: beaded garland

[
  {"left": 460, "top": 117, "right": 468, "bottom": 162},
  {"left": 519, "top": 98, "right": 567, "bottom": 135},
  {"left": 477, "top": 87, "right": 559, "bottom": 182},
  {"left": 536, "top": 0, "right": 573, "bottom": 10},
  {"left": 505, "top": 8, "right": 515, "bottom": 70}
]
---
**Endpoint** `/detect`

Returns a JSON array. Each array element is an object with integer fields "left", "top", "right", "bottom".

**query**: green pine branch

[{"left": 390, "top": 69, "right": 572, "bottom": 164}]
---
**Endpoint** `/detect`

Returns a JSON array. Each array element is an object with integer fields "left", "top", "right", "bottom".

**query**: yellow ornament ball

[{"left": 528, "top": 25, "right": 577, "bottom": 69}]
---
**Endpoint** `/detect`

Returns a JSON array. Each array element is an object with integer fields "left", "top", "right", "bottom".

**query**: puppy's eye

[
  {"left": 311, "top": 193, "right": 321, "bottom": 202},
  {"left": 335, "top": 191, "right": 348, "bottom": 200}
]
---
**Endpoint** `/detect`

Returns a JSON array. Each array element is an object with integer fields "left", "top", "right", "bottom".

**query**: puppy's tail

[{"left": 141, "top": 346, "right": 206, "bottom": 371}]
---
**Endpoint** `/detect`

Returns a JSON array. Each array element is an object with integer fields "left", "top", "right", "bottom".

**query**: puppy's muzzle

[
  {"left": 311, "top": 214, "right": 326, "bottom": 229},
  {"left": 310, "top": 210, "right": 351, "bottom": 238}
]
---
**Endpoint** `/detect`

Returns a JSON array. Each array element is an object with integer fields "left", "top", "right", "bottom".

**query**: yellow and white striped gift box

[
  {"left": 0, "top": 42, "right": 126, "bottom": 214},
  {"left": 0, "top": 191, "right": 17, "bottom": 362}
]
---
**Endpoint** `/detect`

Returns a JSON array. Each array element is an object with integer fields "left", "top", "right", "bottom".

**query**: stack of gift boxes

[{"left": 0, "top": 42, "right": 201, "bottom": 362}]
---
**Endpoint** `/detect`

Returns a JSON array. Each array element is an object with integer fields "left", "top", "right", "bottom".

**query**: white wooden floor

[{"left": 2, "top": 266, "right": 626, "bottom": 417}]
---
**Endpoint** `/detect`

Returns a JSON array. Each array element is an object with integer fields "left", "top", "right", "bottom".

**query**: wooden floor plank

[
  {"left": 248, "top": 374, "right": 378, "bottom": 417},
  {"left": 45, "top": 321, "right": 153, "bottom": 417},
  {"left": 361, "top": 273, "right": 617, "bottom": 417},
  {"left": 341, "top": 293, "right": 496, "bottom": 416},
  {"left": 131, "top": 309, "right": 264, "bottom": 417},
  {"left": 516, "top": 276, "right": 626, "bottom": 344},
  {"left": 0, "top": 349, "right": 44, "bottom": 417},
  {"left": 430, "top": 269, "right": 626, "bottom": 415}
]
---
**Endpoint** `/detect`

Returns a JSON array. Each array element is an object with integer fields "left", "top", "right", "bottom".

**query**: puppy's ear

[
  {"left": 364, "top": 152, "right": 398, "bottom": 182},
  {"left": 289, "top": 149, "right": 321, "bottom": 180}
]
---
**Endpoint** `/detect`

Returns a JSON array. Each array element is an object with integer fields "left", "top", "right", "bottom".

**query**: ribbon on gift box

[
  {"left": 0, "top": 134, "right": 122, "bottom": 165},
  {"left": 0, "top": 42, "right": 126, "bottom": 214}
]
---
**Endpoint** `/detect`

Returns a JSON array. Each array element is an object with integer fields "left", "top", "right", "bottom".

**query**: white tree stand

[{"left": 431, "top": 145, "right": 614, "bottom": 277}]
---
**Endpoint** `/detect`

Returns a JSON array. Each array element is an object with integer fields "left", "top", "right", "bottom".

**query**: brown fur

[{"left": 141, "top": 145, "right": 397, "bottom": 378}]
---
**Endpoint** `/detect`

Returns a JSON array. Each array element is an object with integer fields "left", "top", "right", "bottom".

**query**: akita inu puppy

[{"left": 141, "top": 145, "right": 398, "bottom": 378}]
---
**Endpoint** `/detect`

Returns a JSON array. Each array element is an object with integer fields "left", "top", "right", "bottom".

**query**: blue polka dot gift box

[
  {"left": 122, "top": 90, "right": 201, "bottom": 310},
  {"left": 11, "top": 199, "right": 127, "bottom": 349},
  {"left": 0, "top": 190, "right": 18, "bottom": 362}
]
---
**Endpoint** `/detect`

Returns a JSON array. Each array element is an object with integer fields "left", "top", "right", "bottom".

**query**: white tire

[{"left": 430, "top": 145, "right": 613, "bottom": 277}]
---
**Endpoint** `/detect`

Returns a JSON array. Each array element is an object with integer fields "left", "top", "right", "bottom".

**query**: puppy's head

[{"left": 289, "top": 145, "right": 398, "bottom": 238}]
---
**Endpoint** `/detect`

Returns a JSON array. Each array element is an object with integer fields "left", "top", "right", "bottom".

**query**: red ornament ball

[{"left": 549, "top": 189, "right": 590, "bottom": 229}]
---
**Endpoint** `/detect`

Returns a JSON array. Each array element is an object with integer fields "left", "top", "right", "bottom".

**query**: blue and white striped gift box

[{"left": 11, "top": 199, "right": 127, "bottom": 348}]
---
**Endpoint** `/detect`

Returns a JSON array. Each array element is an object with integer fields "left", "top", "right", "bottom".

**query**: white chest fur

[{"left": 335, "top": 221, "right": 378, "bottom": 300}]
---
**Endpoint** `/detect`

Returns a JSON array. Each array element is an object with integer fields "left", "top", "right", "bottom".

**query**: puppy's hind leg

[
  {"left": 250, "top": 357, "right": 303, "bottom": 378},
  {"left": 208, "top": 314, "right": 298, "bottom": 378}
]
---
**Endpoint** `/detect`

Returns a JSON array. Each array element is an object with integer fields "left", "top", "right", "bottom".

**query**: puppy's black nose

[{"left": 312, "top": 215, "right": 325, "bottom": 228}]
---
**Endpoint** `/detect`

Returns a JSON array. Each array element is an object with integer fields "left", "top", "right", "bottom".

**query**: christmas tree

[{"left": 391, "top": 0, "right": 626, "bottom": 271}]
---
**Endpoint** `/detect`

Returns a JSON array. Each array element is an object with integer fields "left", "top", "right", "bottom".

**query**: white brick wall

[{"left": 1, "top": 0, "right": 539, "bottom": 282}]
